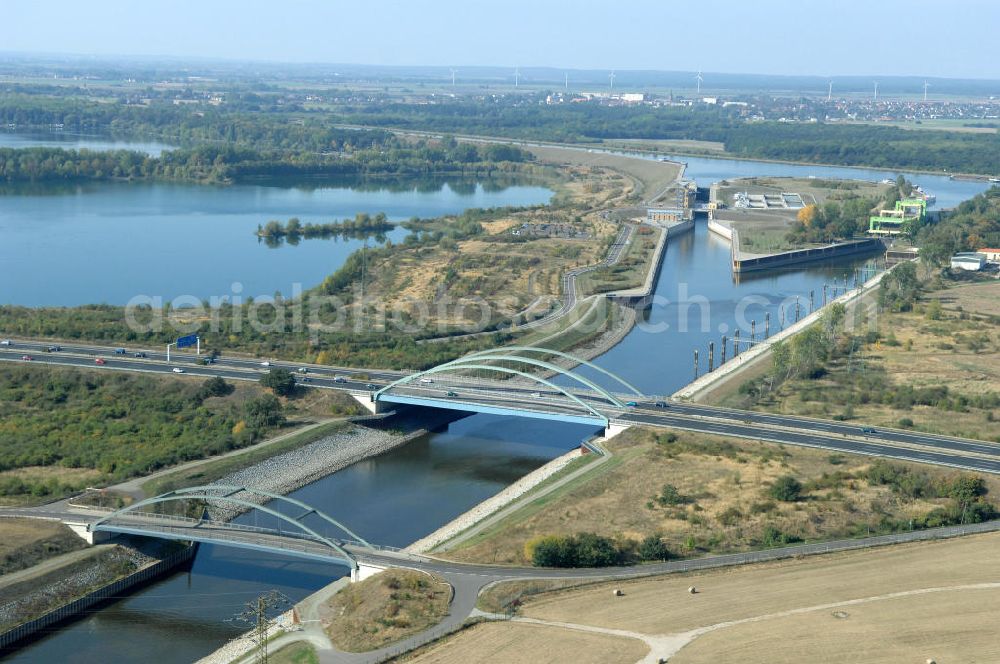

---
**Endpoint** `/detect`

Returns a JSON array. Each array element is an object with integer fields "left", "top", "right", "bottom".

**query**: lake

[{"left": 0, "top": 179, "right": 553, "bottom": 307}]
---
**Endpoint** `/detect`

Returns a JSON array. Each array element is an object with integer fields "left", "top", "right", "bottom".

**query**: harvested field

[
  {"left": 929, "top": 280, "right": 1000, "bottom": 317},
  {"left": 672, "top": 585, "right": 1000, "bottom": 664},
  {"left": 519, "top": 530, "right": 1000, "bottom": 636},
  {"left": 403, "top": 621, "right": 648, "bottom": 664}
]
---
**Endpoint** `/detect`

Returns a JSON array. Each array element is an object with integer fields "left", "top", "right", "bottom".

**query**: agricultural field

[{"left": 438, "top": 427, "right": 1000, "bottom": 566}]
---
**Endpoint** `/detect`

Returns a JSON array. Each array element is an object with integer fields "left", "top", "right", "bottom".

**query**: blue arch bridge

[{"left": 366, "top": 346, "right": 645, "bottom": 436}]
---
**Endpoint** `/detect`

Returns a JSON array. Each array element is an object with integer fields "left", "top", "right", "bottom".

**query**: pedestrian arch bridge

[
  {"left": 367, "top": 347, "right": 643, "bottom": 434},
  {"left": 86, "top": 485, "right": 377, "bottom": 574}
]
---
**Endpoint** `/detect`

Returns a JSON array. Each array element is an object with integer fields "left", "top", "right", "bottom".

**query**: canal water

[{"left": 2, "top": 140, "right": 992, "bottom": 662}]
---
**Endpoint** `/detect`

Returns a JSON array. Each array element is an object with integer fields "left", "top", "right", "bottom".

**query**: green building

[{"left": 868, "top": 199, "right": 926, "bottom": 236}]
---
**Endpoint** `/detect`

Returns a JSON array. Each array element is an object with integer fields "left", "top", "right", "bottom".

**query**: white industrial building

[{"left": 950, "top": 252, "right": 986, "bottom": 271}]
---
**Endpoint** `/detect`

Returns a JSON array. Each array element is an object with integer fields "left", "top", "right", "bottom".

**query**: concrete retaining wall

[
  {"left": 0, "top": 544, "right": 196, "bottom": 650},
  {"left": 734, "top": 237, "right": 885, "bottom": 273}
]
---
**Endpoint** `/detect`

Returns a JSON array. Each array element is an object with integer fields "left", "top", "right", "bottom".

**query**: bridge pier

[
  {"left": 601, "top": 422, "right": 631, "bottom": 441},
  {"left": 351, "top": 392, "right": 389, "bottom": 415},
  {"left": 65, "top": 521, "right": 112, "bottom": 545},
  {"left": 351, "top": 562, "right": 387, "bottom": 583}
]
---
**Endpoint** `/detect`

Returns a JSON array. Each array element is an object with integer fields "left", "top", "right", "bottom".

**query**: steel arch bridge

[
  {"left": 372, "top": 347, "right": 643, "bottom": 427},
  {"left": 88, "top": 485, "right": 372, "bottom": 569}
]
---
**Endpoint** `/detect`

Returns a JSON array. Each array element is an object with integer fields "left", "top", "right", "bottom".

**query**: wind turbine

[
  {"left": 514, "top": 66, "right": 520, "bottom": 88},
  {"left": 827, "top": 80, "right": 833, "bottom": 102},
  {"left": 873, "top": 81, "right": 879, "bottom": 102},
  {"left": 923, "top": 80, "right": 930, "bottom": 102},
  {"left": 450, "top": 68, "right": 457, "bottom": 87},
  {"left": 609, "top": 70, "right": 616, "bottom": 92},
  {"left": 695, "top": 70, "right": 704, "bottom": 94},
  {"left": 564, "top": 72, "right": 569, "bottom": 90}
]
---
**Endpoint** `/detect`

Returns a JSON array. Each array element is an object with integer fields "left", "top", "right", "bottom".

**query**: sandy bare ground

[{"left": 404, "top": 621, "right": 648, "bottom": 664}]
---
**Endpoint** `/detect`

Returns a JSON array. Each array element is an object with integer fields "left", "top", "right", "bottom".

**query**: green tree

[
  {"left": 260, "top": 368, "right": 296, "bottom": 397},
  {"left": 244, "top": 394, "right": 285, "bottom": 431}
]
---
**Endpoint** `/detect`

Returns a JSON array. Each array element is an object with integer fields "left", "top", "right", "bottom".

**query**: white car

[
  {"left": 260, "top": 361, "right": 272, "bottom": 367},
  {"left": 419, "top": 378, "right": 434, "bottom": 384},
  {"left": 531, "top": 392, "right": 542, "bottom": 398},
  {"left": 172, "top": 367, "right": 185, "bottom": 373},
  {"left": 333, "top": 375, "right": 348, "bottom": 383},
  {"left": 0, "top": 340, "right": 11, "bottom": 346}
]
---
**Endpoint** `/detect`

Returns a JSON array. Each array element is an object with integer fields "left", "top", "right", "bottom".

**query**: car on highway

[
  {"left": 654, "top": 401, "right": 669, "bottom": 408},
  {"left": 260, "top": 361, "right": 272, "bottom": 367},
  {"left": 0, "top": 339, "right": 12, "bottom": 346},
  {"left": 134, "top": 352, "right": 147, "bottom": 358},
  {"left": 94, "top": 358, "right": 106, "bottom": 365},
  {"left": 172, "top": 367, "right": 185, "bottom": 373},
  {"left": 301, "top": 376, "right": 311, "bottom": 383},
  {"left": 46, "top": 345, "right": 62, "bottom": 352},
  {"left": 420, "top": 378, "right": 434, "bottom": 384},
  {"left": 366, "top": 383, "right": 376, "bottom": 390},
  {"left": 297, "top": 367, "right": 309, "bottom": 374},
  {"left": 861, "top": 427, "right": 877, "bottom": 435},
  {"left": 625, "top": 401, "right": 638, "bottom": 407},
  {"left": 333, "top": 375, "right": 348, "bottom": 383},
  {"left": 445, "top": 391, "right": 458, "bottom": 397},
  {"left": 20, "top": 354, "right": 33, "bottom": 361},
  {"left": 114, "top": 348, "right": 126, "bottom": 355},
  {"left": 531, "top": 392, "right": 541, "bottom": 398}
]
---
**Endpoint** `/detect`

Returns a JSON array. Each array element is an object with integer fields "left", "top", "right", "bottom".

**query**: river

[{"left": 3, "top": 145, "right": 991, "bottom": 662}]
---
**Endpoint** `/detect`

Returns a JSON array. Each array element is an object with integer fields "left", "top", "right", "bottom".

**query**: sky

[{"left": 3, "top": 0, "right": 999, "bottom": 79}]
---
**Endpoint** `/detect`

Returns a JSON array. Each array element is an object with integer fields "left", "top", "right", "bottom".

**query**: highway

[{"left": 4, "top": 337, "right": 1000, "bottom": 475}]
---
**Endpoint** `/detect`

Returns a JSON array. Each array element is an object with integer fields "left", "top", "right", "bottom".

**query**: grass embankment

[
  {"left": 0, "top": 519, "right": 87, "bottom": 576},
  {"left": 720, "top": 280, "right": 1000, "bottom": 442},
  {"left": 439, "top": 427, "right": 1000, "bottom": 567},
  {"left": 471, "top": 531, "right": 1000, "bottom": 664},
  {"left": 269, "top": 641, "right": 319, "bottom": 664},
  {"left": 320, "top": 569, "right": 450, "bottom": 653}
]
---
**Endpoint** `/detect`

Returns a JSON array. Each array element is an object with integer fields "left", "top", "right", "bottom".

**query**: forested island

[{"left": 256, "top": 213, "right": 395, "bottom": 243}]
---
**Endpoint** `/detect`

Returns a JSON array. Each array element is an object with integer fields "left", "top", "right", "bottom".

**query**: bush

[
  {"left": 768, "top": 475, "right": 803, "bottom": 502},
  {"left": 638, "top": 534, "right": 671, "bottom": 562},
  {"left": 758, "top": 525, "right": 802, "bottom": 548},
  {"left": 657, "top": 483, "right": 687, "bottom": 506},
  {"left": 529, "top": 533, "right": 631, "bottom": 568}
]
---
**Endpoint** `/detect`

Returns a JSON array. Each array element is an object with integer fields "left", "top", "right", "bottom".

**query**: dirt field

[
  {"left": 520, "top": 531, "right": 1000, "bottom": 651},
  {"left": 929, "top": 280, "right": 1000, "bottom": 317},
  {"left": 439, "top": 427, "right": 1000, "bottom": 565},
  {"left": 403, "top": 621, "right": 648, "bottom": 664}
]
